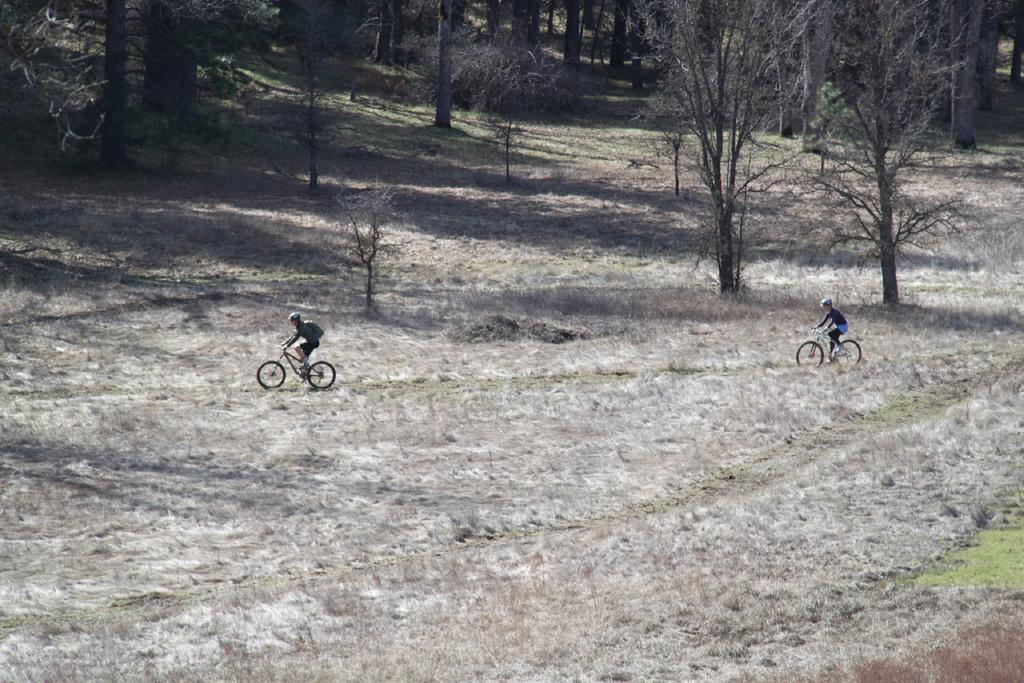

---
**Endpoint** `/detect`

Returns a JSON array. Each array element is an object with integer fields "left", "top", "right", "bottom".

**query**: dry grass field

[{"left": 1, "top": 68, "right": 1024, "bottom": 682}]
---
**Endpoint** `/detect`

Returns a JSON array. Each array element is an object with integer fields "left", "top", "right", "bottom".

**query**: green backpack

[{"left": 306, "top": 321, "right": 325, "bottom": 340}]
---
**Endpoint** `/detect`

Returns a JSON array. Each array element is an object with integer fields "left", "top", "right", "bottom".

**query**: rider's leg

[
  {"left": 828, "top": 328, "right": 842, "bottom": 355},
  {"left": 300, "top": 341, "right": 316, "bottom": 368}
]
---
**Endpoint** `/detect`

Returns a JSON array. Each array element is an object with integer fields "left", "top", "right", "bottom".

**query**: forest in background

[{"left": 3, "top": 0, "right": 1024, "bottom": 305}]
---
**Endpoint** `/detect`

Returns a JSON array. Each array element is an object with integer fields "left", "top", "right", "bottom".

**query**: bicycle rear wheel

[
  {"left": 306, "top": 361, "right": 336, "bottom": 389},
  {"left": 796, "top": 341, "right": 824, "bottom": 367},
  {"left": 834, "top": 340, "right": 862, "bottom": 364},
  {"left": 257, "top": 361, "right": 286, "bottom": 388}
]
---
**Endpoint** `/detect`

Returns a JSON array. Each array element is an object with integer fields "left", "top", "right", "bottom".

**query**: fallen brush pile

[{"left": 450, "top": 315, "right": 586, "bottom": 344}]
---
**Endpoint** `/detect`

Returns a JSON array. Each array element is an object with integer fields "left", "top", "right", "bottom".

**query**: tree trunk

[
  {"left": 308, "top": 145, "right": 318, "bottom": 189},
  {"left": 717, "top": 209, "right": 736, "bottom": 294},
  {"left": 547, "top": 0, "right": 555, "bottom": 37},
  {"left": 977, "top": 0, "right": 999, "bottom": 111},
  {"left": 365, "top": 262, "right": 374, "bottom": 309},
  {"left": 1013, "top": 0, "right": 1024, "bottom": 82},
  {"left": 582, "top": 0, "right": 594, "bottom": 29},
  {"left": 101, "top": 0, "right": 128, "bottom": 168},
  {"left": 776, "top": 45, "right": 793, "bottom": 137},
  {"left": 610, "top": 0, "right": 627, "bottom": 66},
  {"left": 951, "top": 0, "right": 983, "bottom": 149},
  {"left": 801, "top": 0, "right": 831, "bottom": 147},
  {"left": 877, "top": 153, "right": 898, "bottom": 304},
  {"left": 486, "top": 0, "right": 500, "bottom": 40},
  {"left": 374, "top": 0, "right": 393, "bottom": 64},
  {"left": 392, "top": 0, "right": 405, "bottom": 62},
  {"left": 672, "top": 141, "right": 680, "bottom": 197},
  {"left": 143, "top": 1, "right": 198, "bottom": 126},
  {"left": 307, "top": 77, "right": 318, "bottom": 190},
  {"left": 591, "top": 0, "right": 607, "bottom": 63},
  {"left": 565, "top": 0, "right": 581, "bottom": 67},
  {"left": 452, "top": 0, "right": 465, "bottom": 31},
  {"left": 528, "top": 0, "right": 541, "bottom": 47},
  {"left": 879, "top": 236, "right": 899, "bottom": 304},
  {"left": 435, "top": 0, "right": 452, "bottom": 128},
  {"left": 779, "top": 105, "right": 793, "bottom": 137},
  {"left": 513, "top": 0, "right": 529, "bottom": 44},
  {"left": 505, "top": 121, "right": 513, "bottom": 182},
  {"left": 630, "top": 4, "right": 643, "bottom": 88},
  {"left": 630, "top": 39, "right": 642, "bottom": 88}
]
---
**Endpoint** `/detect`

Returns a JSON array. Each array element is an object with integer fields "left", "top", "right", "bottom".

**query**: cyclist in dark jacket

[
  {"left": 283, "top": 311, "right": 323, "bottom": 369},
  {"left": 814, "top": 297, "right": 848, "bottom": 361}
]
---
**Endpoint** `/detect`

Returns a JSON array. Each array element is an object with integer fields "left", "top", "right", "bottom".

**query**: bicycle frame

[
  {"left": 812, "top": 329, "right": 837, "bottom": 349},
  {"left": 280, "top": 349, "right": 307, "bottom": 376},
  {"left": 813, "top": 327, "right": 849, "bottom": 351}
]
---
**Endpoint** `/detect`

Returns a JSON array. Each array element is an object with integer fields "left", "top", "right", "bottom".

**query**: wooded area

[{"left": 2, "top": 0, "right": 1022, "bottom": 303}]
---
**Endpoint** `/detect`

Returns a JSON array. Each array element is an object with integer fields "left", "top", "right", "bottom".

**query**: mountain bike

[
  {"left": 796, "top": 329, "right": 862, "bottom": 367},
  {"left": 257, "top": 349, "right": 336, "bottom": 389}
]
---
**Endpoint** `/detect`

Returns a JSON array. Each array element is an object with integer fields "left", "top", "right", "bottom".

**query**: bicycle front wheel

[
  {"left": 257, "top": 361, "right": 287, "bottom": 389},
  {"left": 796, "top": 341, "right": 824, "bottom": 367},
  {"left": 306, "top": 361, "right": 336, "bottom": 389},
  {"left": 835, "top": 340, "right": 862, "bottom": 364}
]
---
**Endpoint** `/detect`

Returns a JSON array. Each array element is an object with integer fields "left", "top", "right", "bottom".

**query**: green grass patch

[{"left": 915, "top": 494, "right": 1024, "bottom": 589}]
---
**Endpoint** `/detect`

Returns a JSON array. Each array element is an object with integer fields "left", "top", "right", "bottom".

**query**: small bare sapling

[{"left": 341, "top": 185, "right": 398, "bottom": 309}]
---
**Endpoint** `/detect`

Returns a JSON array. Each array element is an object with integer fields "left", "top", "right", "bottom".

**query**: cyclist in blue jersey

[{"left": 814, "top": 298, "right": 849, "bottom": 361}]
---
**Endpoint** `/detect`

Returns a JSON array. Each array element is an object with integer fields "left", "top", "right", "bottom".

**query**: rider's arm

[
  {"left": 283, "top": 331, "right": 300, "bottom": 348},
  {"left": 815, "top": 312, "right": 830, "bottom": 328}
]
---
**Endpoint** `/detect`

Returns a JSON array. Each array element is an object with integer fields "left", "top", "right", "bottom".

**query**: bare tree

[
  {"left": 809, "top": 0, "right": 960, "bottom": 305},
  {"left": 643, "top": 94, "right": 685, "bottom": 196},
  {"left": 287, "top": 0, "right": 338, "bottom": 189},
  {"left": 4, "top": 5, "right": 106, "bottom": 151},
  {"left": 455, "top": 42, "right": 577, "bottom": 182},
  {"left": 342, "top": 185, "right": 399, "bottom": 310},
  {"left": 657, "top": 127, "right": 684, "bottom": 197},
  {"left": 486, "top": 114, "right": 526, "bottom": 183},
  {"left": 647, "top": 0, "right": 802, "bottom": 293}
]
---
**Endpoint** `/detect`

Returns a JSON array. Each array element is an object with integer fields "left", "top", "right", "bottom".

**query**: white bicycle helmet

[{"left": 820, "top": 297, "right": 832, "bottom": 306}]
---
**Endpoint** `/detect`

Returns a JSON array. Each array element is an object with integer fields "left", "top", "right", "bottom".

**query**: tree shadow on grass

[
  {"left": 1, "top": 149, "right": 708, "bottom": 280},
  {"left": 0, "top": 184, "right": 346, "bottom": 279},
  {"left": 861, "top": 302, "right": 1024, "bottom": 335},
  {"left": 753, "top": 245, "right": 981, "bottom": 274},
  {"left": 391, "top": 181, "right": 703, "bottom": 255},
  {"left": 0, "top": 440, "right": 432, "bottom": 522}
]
